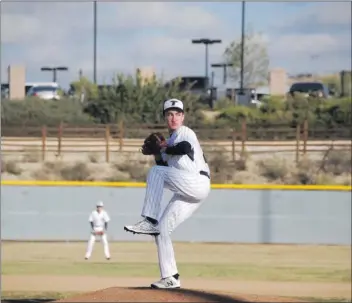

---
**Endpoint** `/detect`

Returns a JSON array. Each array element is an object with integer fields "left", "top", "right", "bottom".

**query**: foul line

[{"left": 1, "top": 180, "right": 351, "bottom": 191}]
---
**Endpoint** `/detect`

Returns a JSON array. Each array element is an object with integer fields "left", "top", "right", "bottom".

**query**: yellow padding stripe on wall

[{"left": 1, "top": 180, "right": 351, "bottom": 191}]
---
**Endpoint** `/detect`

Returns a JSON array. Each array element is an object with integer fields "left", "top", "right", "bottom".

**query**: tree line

[{"left": 1, "top": 75, "right": 351, "bottom": 132}]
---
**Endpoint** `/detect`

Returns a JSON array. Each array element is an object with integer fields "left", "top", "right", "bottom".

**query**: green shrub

[
  {"left": 259, "top": 95, "right": 286, "bottom": 114},
  {"left": 60, "top": 162, "right": 92, "bottom": 181},
  {"left": 1, "top": 98, "right": 94, "bottom": 126},
  {"left": 217, "top": 105, "right": 261, "bottom": 126},
  {"left": 1, "top": 73, "right": 351, "bottom": 140},
  {"left": 258, "top": 157, "right": 289, "bottom": 182},
  {"left": 2, "top": 160, "right": 22, "bottom": 175},
  {"left": 323, "top": 150, "right": 351, "bottom": 175},
  {"left": 212, "top": 96, "right": 351, "bottom": 132},
  {"left": 317, "top": 98, "right": 352, "bottom": 126},
  {"left": 214, "top": 97, "right": 234, "bottom": 110},
  {"left": 82, "top": 71, "right": 203, "bottom": 125},
  {"left": 1, "top": 71, "right": 205, "bottom": 127}
]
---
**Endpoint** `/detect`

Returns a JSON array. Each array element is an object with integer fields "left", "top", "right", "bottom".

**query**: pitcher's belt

[{"left": 200, "top": 171, "right": 210, "bottom": 179}]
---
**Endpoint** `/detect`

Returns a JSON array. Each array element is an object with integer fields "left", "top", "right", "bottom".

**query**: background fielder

[
  {"left": 124, "top": 98, "right": 211, "bottom": 289},
  {"left": 85, "top": 201, "right": 111, "bottom": 260}
]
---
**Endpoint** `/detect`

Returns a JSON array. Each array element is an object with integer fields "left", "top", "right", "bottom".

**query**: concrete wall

[{"left": 1, "top": 186, "right": 351, "bottom": 245}]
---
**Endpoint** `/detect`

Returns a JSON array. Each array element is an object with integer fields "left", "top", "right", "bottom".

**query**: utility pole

[
  {"left": 93, "top": 1, "right": 97, "bottom": 84},
  {"left": 240, "top": 1, "right": 246, "bottom": 92}
]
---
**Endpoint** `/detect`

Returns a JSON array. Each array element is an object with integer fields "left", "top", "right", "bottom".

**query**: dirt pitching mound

[{"left": 54, "top": 287, "right": 304, "bottom": 302}]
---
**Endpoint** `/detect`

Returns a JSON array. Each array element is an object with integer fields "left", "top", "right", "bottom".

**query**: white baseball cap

[
  {"left": 96, "top": 201, "right": 104, "bottom": 207},
  {"left": 163, "top": 98, "right": 184, "bottom": 113}
]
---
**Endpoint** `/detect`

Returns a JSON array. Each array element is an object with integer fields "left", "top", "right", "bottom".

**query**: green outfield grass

[
  {"left": 3, "top": 260, "right": 350, "bottom": 282},
  {"left": 2, "top": 242, "right": 351, "bottom": 283},
  {"left": 298, "top": 297, "right": 352, "bottom": 303},
  {"left": 0, "top": 291, "right": 77, "bottom": 300}
]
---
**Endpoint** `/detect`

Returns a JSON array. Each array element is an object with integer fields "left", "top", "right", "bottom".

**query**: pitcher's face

[
  {"left": 97, "top": 206, "right": 102, "bottom": 213},
  {"left": 165, "top": 110, "right": 184, "bottom": 131}
]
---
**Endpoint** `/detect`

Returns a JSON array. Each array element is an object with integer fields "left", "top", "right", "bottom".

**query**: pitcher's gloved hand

[{"left": 141, "top": 132, "right": 166, "bottom": 155}]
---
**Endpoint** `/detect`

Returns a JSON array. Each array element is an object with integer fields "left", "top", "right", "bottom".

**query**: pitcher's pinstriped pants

[{"left": 141, "top": 165, "right": 210, "bottom": 278}]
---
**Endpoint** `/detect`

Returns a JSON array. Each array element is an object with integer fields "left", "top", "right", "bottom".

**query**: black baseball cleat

[{"left": 124, "top": 227, "right": 136, "bottom": 234}]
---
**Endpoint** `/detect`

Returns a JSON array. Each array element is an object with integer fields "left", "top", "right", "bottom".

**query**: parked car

[
  {"left": 27, "top": 84, "right": 61, "bottom": 100},
  {"left": 289, "top": 82, "right": 331, "bottom": 98},
  {"left": 1, "top": 86, "right": 9, "bottom": 99}
]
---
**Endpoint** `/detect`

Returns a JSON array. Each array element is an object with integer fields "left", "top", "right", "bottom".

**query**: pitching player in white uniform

[
  {"left": 85, "top": 201, "right": 111, "bottom": 260},
  {"left": 124, "top": 98, "right": 211, "bottom": 289}
]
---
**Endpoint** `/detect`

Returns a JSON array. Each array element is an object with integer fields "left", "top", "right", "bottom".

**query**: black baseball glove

[{"left": 141, "top": 132, "right": 166, "bottom": 155}]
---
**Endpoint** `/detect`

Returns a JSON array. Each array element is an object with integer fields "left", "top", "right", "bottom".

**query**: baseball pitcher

[
  {"left": 85, "top": 201, "right": 111, "bottom": 260},
  {"left": 124, "top": 98, "right": 211, "bottom": 289}
]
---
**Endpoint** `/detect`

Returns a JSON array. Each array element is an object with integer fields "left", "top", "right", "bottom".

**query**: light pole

[
  {"left": 240, "top": 1, "right": 246, "bottom": 92},
  {"left": 192, "top": 38, "right": 222, "bottom": 89},
  {"left": 93, "top": 0, "right": 97, "bottom": 84},
  {"left": 211, "top": 63, "right": 234, "bottom": 85},
  {"left": 40, "top": 66, "right": 68, "bottom": 82}
]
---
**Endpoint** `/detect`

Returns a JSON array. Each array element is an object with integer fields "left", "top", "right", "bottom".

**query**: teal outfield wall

[{"left": 1, "top": 186, "right": 351, "bottom": 245}]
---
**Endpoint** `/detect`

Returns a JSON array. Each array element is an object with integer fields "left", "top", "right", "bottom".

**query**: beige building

[
  {"left": 137, "top": 67, "right": 156, "bottom": 85},
  {"left": 7, "top": 65, "right": 26, "bottom": 100},
  {"left": 268, "top": 68, "right": 288, "bottom": 96}
]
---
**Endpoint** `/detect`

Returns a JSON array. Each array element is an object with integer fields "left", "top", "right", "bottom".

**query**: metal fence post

[{"left": 260, "top": 189, "right": 272, "bottom": 244}]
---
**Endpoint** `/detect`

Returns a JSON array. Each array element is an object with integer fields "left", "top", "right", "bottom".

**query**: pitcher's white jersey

[
  {"left": 89, "top": 210, "right": 110, "bottom": 230},
  {"left": 124, "top": 98, "right": 213, "bottom": 287},
  {"left": 161, "top": 125, "right": 210, "bottom": 174}
]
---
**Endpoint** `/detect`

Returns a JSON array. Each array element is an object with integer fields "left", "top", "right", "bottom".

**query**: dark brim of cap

[{"left": 163, "top": 107, "right": 184, "bottom": 114}]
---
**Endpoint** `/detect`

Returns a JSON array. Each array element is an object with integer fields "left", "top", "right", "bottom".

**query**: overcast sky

[{"left": 1, "top": 1, "right": 351, "bottom": 89}]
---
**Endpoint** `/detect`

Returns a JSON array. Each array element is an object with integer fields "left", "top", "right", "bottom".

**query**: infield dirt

[
  {"left": 3, "top": 275, "right": 351, "bottom": 302},
  {"left": 54, "top": 286, "right": 305, "bottom": 302}
]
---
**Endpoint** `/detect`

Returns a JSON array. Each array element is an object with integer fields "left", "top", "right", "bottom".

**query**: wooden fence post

[
  {"left": 231, "top": 89, "right": 236, "bottom": 105},
  {"left": 118, "top": 120, "right": 124, "bottom": 152},
  {"left": 231, "top": 128, "right": 236, "bottom": 162},
  {"left": 241, "top": 119, "right": 247, "bottom": 158},
  {"left": 41, "top": 125, "right": 47, "bottom": 162},
  {"left": 303, "top": 119, "right": 308, "bottom": 156},
  {"left": 57, "top": 122, "right": 63, "bottom": 158},
  {"left": 105, "top": 125, "right": 110, "bottom": 163},
  {"left": 295, "top": 124, "right": 300, "bottom": 164}
]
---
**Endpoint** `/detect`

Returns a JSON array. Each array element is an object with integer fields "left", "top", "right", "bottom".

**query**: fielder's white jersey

[
  {"left": 89, "top": 210, "right": 110, "bottom": 229},
  {"left": 161, "top": 125, "right": 210, "bottom": 174}
]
